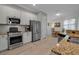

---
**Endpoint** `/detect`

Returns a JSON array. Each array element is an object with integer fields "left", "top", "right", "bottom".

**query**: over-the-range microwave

[{"left": 8, "top": 17, "right": 20, "bottom": 24}]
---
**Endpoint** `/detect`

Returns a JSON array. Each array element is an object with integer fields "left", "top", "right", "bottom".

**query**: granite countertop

[
  {"left": 51, "top": 40, "right": 79, "bottom": 55},
  {"left": 0, "top": 33, "right": 7, "bottom": 35},
  {"left": 59, "top": 32, "right": 79, "bottom": 38},
  {"left": 68, "top": 34, "right": 79, "bottom": 38}
]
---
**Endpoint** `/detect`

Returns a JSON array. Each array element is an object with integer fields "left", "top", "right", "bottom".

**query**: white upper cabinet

[
  {"left": 0, "top": 5, "right": 37, "bottom": 25},
  {"left": 0, "top": 5, "right": 21, "bottom": 24},
  {"left": 20, "top": 11, "right": 29, "bottom": 25},
  {"left": 21, "top": 10, "right": 37, "bottom": 25},
  {"left": 3, "top": 6, "right": 21, "bottom": 18},
  {"left": 0, "top": 6, "right": 7, "bottom": 24}
]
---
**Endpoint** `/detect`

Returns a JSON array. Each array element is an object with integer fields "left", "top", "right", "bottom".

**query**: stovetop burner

[
  {"left": 9, "top": 27, "right": 18, "bottom": 32},
  {"left": 8, "top": 31, "right": 21, "bottom": 33}
]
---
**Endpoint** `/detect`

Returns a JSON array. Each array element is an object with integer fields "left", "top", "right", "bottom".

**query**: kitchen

[
  {"left": 0, "top": 4, "right": 47, "bottom": 53},
  {"left": 0, "top": 4, "right": 79, "bottom": 55},
  {"left": 0, "top": 0, "right": 79, "bottom": 59}
]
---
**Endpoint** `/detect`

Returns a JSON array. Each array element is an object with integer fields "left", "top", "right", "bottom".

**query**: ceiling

[{"left": 16, "top": 4, "right": 79, "bottom": 21}]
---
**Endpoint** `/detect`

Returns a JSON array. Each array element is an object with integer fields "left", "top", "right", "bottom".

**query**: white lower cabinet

[
  {"left": 0, "top": 35, "right": 8, "bottom": 52},
  {"left": 27, "top": 32, "right": 32, "bottom": 42},
  {"left": 20, "top": 11, "right": 29, "bottom": 25},
  {"left": 23, "top": 32, "right": 32, "bottom": 44},
  {"left": 23, "top": 32, "right": 27, "bottom": 44},
  {"left": 0, "top": 36, "right": 2, "bottom": 51}
]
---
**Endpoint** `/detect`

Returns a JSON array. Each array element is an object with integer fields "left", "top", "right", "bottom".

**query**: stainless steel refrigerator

[{"left": 30, "top": 20, "right": 41, "bottom": 42}]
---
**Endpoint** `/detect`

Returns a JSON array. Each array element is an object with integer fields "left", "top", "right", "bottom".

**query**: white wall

[
  {"left": 47, "top": 17, "right": 64, "bottom": 35},
  {"left": 0, "top": 25, "right": 25, "bottom": 33},
  {"left": 52, "top": 19, "right": 64, "bottom": 32}
]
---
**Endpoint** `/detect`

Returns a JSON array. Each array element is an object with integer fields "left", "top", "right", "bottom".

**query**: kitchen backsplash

[{"left": 0, "top": 25, "right": 25, "bottom": 33}]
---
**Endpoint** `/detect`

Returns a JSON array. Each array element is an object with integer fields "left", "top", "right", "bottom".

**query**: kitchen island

[{"left": 51, "top": 39, "right": 79, "bottom": 55}]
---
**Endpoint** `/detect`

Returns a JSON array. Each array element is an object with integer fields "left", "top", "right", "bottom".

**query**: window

[
  {"left": 77, "top": 18, "right": 79, "bottom": 30},
  {"left": 64, "top": 19, "right": 75, "bottom": 30},
  {"left": 64, "top": 20, "right": 69, "bottom": 29}
]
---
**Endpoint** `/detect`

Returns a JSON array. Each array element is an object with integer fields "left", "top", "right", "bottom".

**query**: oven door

[{"left": 9, "top": 36, "right": 22, "bottom": 45}]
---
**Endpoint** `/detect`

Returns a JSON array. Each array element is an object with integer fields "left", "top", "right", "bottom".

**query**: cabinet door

[
  {"left": 23, "top": 32, "right": 32, "bottom": 44},
  {"left": 3, "top": 6, "right": 21, "bottom": 18},
  {"left": 21, "top": 11, "right": 29, "bottom": 25},
  {"left": 26, "top": 16, "right": 30, "bottom": 25},
  {"left": 1, "top": 35, "right": 8, "bottom": 51},
  {"left": 0, "top": 6, "right": 7, "bottom": 24},
  {"left": 0, "top": 5, "right": 21, "bottom": 24},
  {"left": 23, "top": 32, "right": 28, "bottom": 44},
  {"left": 27, "top": 32, "right": 32, "bottom": 42},
  {"left": 0, "top": 36, "right": 2, "bottom": 51}
]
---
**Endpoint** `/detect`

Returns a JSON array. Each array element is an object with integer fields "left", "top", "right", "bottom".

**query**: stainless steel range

[{"left": 8, "top": 27, "right": 23, "bottom": 49}]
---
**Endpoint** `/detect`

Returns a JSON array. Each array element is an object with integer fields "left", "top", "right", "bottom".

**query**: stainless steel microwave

[{"left": 8, "top": 17, "right": 20, "bottom": 24}]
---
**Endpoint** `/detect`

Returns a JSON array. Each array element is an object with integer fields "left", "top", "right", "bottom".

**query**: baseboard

[{"left": 23, "top": 41, "right": 32, "bottom": 45}]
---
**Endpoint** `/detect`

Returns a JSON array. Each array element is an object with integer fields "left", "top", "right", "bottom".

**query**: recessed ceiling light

[
  {"left": 56, "top": 13, "right": 61, "bottom": 16},
  {"left": 33, "top": 4, "right": 36, "bottom": 6}
]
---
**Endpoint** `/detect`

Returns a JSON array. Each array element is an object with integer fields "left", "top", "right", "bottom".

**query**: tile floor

[{"left": 0, "top": 36, "right": 58, "bottom": 55}]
